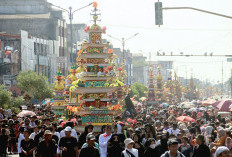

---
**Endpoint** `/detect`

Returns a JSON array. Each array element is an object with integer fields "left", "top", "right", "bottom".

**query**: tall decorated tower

[
  {"left": 163, "top": 71, "right": 173, "bottom": 104},
  {"left": 67, "top": 2, "right": 123, "bottom": 128},
  {"left": 155, "top": 67, "right": 164, "bottom": 103},
  {"left": 147, "top": 65, "right": 156, "bottom": 105}
]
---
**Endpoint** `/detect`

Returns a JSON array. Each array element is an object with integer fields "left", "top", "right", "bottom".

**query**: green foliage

[
  {"left": 13, "top": 96, "right": 24, "bottom": 107},
  {"left": 17, "top": 70, "right": 54, "bottom": 102},
  {"left": 130, "top": 82, "right": 148, "bottom": 99},
  {"left": 0, "top": 85, "right": 12, "bottom": 108}
]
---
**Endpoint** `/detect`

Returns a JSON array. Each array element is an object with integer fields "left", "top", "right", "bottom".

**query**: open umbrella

[
  {"left": 202, "top": 99, "right": 217, "bottom": 106},
  {"left": 17, "top": 110, "right": 36, "bottom": 117},
  {"left": 181, "top": 102, "right": 195, "bottom": 108},
  {"left": 176, "top": 116, "right": 197, "bottom": 123},
  {"left": 214, "top": 99, "right": 232, "bottom": 111},
  {"left": 160, "top": 103, "right": 169, "bottom": 108}
]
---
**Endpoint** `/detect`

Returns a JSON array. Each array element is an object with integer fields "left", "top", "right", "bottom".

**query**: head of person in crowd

[
  {"left": 24, "top": 118, "right": 30, "bottom": 126},
  {"left": 226, "top": 130, "right": 231, "bottom": 138},
  {"left": 108, "top": 134, "right": 120, "bottom": 144},
  {"left": 124, "top": 138, "right": 134, "bottom": 150},
  {"left": 64, "top": 126, "right": 72, "bottom": 137},
  {"left": 181, "top": 136, "right": 189, "bottom": 145},
  {"left": 30, "top": 115, "right": 37, "bottom": 122},
  {"left": 215, "top": 146, "right": 231, "bottom": 157},
  {"left": 51, "top": 123, "right": 57, "bottom": 132},
  {"left": 225, "top": 137, "right": 232, "bottom": 150},
  {"left": 44, "top": 130, "right": 53, "bottom": 142},
  {"left": 168, "top": 139, "right": 179, "bottom": 155},
  {"left": 33, "top": 126, "right": 40, "bottom": 134},
  {"left": 23, "top": 129, "right": 30, "bottom": 139},
  {"left": 66, "top": 121, "right": 74, "bottom": 128},
  {"left": 86, "top": 133, "right": 96, "bottom": 147},
  {"left": 105, "top": 125, "right": 112, "bottom": 135},
  {"left": 196, "top": 134, "right": 205, "bottom": 145},
  {"left": 218, "top": 129, "right": 226, "bottom": 138},
  {"left": 43, "top": 118, "right": 50, "bottom": 126},
  {"left": 12, "top": 114, "right": 17, "bottom": 121},
  {"left": 35, "top": 119, "right": 40, "bottom": 126},
  {"left": 132, "top": 133, "right": 141, "bottom": 143},
  {"left": 145, "top": 138, "right": 156, "bottom": 149},
  {"left": 101, "top": 125, "right": 106, "bottom": 134},
  {"left": 41, "top": 124, "right": 47, "bottom": 133}
]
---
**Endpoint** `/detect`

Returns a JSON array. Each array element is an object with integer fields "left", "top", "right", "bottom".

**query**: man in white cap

[
  {"left": 59, "top": 126, "right": 79, "bottom": 157},
  {"left": 121, "top": 138, "right": 138, "bottom": 157},
  {"left": 215, "top": 146, "right": 231, "bottom": 157}
]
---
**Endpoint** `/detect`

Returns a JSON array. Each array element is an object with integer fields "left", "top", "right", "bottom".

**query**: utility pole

[
  {"left": 222, "top": 61, "right": 224, "bottom": 95},
  {"left": 69, "top": 7, "right": 73, "bottom": 64}
]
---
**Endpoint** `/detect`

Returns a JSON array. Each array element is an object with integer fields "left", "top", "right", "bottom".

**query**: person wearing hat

[
  {"left": 59, "top": 126, "right": 79, "bottom": 157},
  {"left": 79, "top": 133, "right": 100, "bottom": 157},
  {"left": 192, "top": 134, "right": 210, "bottom": 157},
  {"left": 37, "top": 130, "right": 58, "bottom": 157},
  {"left": 161, "top": 139, "right": 185, "bottom": 157},
  {"left": 60, "top": 121, "right": 78, "bottom": 140},
  {"left": 215, "top": 146, "right": 231, "bottom": 157},
  {"left": 121, "top": 138, "right": 138, "bottom": 157}
]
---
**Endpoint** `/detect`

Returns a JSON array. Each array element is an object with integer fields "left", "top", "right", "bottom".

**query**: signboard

[
  {"left": 85, "top": 81, "right": 106, "bottom": 87},
  {"left": 82, "top": 115, "right": 113, "bottom": 124},
  {"left": 227, "top": 58, "right": 232, "bottom": 62}
]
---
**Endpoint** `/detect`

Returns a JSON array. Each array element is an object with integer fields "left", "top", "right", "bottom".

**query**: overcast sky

[{"left": 49, "top": 0, "right": 232, "bottom": 84}]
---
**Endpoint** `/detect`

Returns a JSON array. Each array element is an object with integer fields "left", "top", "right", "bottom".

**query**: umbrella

[
  {"left": 180, "top": 102, "right": 195, "bottom": 108},
  {"left": 176, "top": 116, "right": 197, "bottom": 123},
  {"left": 214, "top": 99, "right": 232, "bottom": 111},
  {"left": 17, "top": 110, "right": 36, "bottom": 117},
  {"left": 188, "top": 108, "right": 198, "bottom": 112},
  {"left": 160, "top": 103, "right": 169, "bottom": 108},
  {"left": 202, "top": 99, "right": 217, "bottom": 106}
]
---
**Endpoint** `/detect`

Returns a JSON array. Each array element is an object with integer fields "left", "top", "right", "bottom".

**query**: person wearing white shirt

[
  {"left": 29, "top": 126, "right": 40, "bottom": 140},
  {"left": 167, "top": 124, "right": 180, "bottom": 137},
  {"left": 122, "top": 138, "right": 138, "bottom": 157},
  {"left": 60, "top": 122, "right": 78, "bottom": 141},
  {"left": 18, "top": 127, "right": 25, "bottom": 154},
  {"left": 99, "top": 125, "right": 112, "bottom": 157}
]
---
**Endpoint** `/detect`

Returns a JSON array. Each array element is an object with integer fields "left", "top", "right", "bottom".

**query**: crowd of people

[{"left": 0, "top": 104, "right": 231, "bottom": 157}]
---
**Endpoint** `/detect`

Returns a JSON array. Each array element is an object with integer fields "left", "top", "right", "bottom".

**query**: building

[
  {"left": 0, "top": 30, "right": 62, "bottom": 88},
  {"left": 67, "top": 24, "right": 88, "bottom": 63},
  {"left": 113, "top": 48, "right": 133, "bottom": 85},
  {"left": 0, "top": 0, "right": 70, "bottom": 87},
  {"left": 132, "top": 53, "right": 148, "bottom": 85},
  {"left": 148, "top": 61, "right": 173, "bottom": 81}
]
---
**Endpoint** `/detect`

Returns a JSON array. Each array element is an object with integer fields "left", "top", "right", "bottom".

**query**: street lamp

[
  {"left": 49, "top": 2, "right": 93, "bottom": 64},
  {"left": 107, "top": 33, "right": 139, "bottom": 62},
  {"left": 107, "top": 33, "right": 139, "bottom": 85}
]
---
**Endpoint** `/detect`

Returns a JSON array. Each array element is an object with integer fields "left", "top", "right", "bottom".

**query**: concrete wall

[
  {"left": 0, "top": 0, "right": 50, "bottom": 14},
  {"left": 0, "top": 19, "right": 58, "bottom": 40}
]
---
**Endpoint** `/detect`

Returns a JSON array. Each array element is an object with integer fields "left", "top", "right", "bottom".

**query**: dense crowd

[{"left": 0, "top": 104, "right": 231, "bottom": 157}]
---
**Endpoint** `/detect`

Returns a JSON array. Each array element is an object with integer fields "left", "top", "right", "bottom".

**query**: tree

[
  {"left": 130, "top": 82, "right": 148, "bottom": 99},
  {"left": 0, "top": 85, "right": 12, "bottom": 108},
  {"left": 17, "top": 70, "right": 54, "bottom": 102}
]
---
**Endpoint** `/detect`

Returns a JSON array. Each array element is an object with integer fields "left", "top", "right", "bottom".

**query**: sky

[{"left": 48, "top": 0, "right": 232, "bottom": 84}]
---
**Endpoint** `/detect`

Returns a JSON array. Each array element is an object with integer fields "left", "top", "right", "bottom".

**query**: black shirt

[
  {"left": 37, "top": 139, "right": 58, "bottom": 157},
  {"left": 21, "top": 139, "right": 35, "bottom": 157},
  {"left": 59, "top": 136, "right": 78, "bottom": 157},
  {"left": 192, "top": 144, "right": 210, "bottom": 157},
  {"left": 79, "top": 146, "right": 100, "bottom": 157}
]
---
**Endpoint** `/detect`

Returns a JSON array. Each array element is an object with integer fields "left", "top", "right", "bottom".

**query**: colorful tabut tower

[
  {"left": 67, "top": 2, "right": 123, "bottom": 127},
  {"left": 147, "top": 65, "right": 156, "bottom": 105},
  {"left": 155, "top": 67, "right": 164, "bottom": 103},
  {"left": 53, "top": 71, "right": 66, "bottom": 115},
  {"left": 163, "top": 71, "right": 173, "bottom": 104}
]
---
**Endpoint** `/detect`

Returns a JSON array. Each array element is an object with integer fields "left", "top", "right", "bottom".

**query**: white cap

[
  {"left": 124, "top": 138, "right": 134, "bottom": 147},
  {"left": 64, "top": 126, "right": 72, "bottom": 132},
  {"left": 44, "top": 130, "right": 53, "bottom": 135},
  {"left": 215, "top": 146, "right": 230, "bottom": 156}
]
